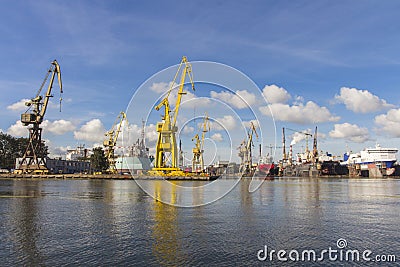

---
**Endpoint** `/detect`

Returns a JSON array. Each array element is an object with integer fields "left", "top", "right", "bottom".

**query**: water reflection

[
  {"left": 0, "top": 178, "right": 398, "bottom": 266},
  {"left": 151, "top": 180, "right": 182, "bottom": 266},
  {"left": 9, "top": 180, "right": 44, "bottom": 266}
]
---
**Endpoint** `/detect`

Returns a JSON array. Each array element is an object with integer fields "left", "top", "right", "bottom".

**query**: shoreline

[{"left": 1, "top": 173, "right": 399, "bottom": 180}]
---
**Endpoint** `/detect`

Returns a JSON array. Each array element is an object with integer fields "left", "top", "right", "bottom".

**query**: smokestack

[
  {"left": 289, "top": 144, "right": 293, "bottom": 165},
  {"left": 313, "top": 126, "right": 318, "bottom": 160},
  {"left": 282, "top": 127, "right": 286, "bottom": 161}
]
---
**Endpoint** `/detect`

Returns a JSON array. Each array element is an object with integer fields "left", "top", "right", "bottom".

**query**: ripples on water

[{"left": 0, "top": 178, "right": 399, "bottom": 266}]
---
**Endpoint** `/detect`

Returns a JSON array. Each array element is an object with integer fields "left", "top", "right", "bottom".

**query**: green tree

[
  {"left": 0, "top": 132, "right": 29, "bottom": 170},
  {"left": 90, "top": 147, "right": 109, "bottom": 173}
]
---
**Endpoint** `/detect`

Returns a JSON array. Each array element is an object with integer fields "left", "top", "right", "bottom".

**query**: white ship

[{"left": 342, "top": 144, "right": 398, "bottom": 171}]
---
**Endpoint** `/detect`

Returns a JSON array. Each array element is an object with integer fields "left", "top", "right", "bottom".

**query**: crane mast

[
  {"left": 192, "top": 113, "right": 209, "bottom": 173},
  {"left": 238, "top": 122, "right": 258, "bottom": 174},
  {"left": 15, "top": 60, "right": 63, "bottom": 174},
  {"left": 103, "top": 111, "right": 128, "bottom": 174},
  {"left": 152, "top": 56, "right": 195, "bottom": 174}
]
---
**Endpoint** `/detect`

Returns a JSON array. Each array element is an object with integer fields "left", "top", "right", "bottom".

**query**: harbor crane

[
  {"left": 103, "top": 111, "right": 128, "bottom": 174},
  {"left": 151, "top": 56, "right": 195, "bottom": 176},
  {"left": 238, "top": 122, "right": 258, "bottom": 174},
  {"left": 192, "top": 113, "right": 210, "bottom": 173},
  {"left": 15, "top": 60, "right": 63, "bottom": 174}
]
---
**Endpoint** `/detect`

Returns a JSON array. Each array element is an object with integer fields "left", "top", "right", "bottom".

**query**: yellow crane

[
  {"left": 151, "top": 56, "right": 195, "bottom": 176},
  {"left": 238, "top": 122, "right": 258, "bottom": 174},
  {"left": 192, "top": 113, "right": 210, "bottom": 173},
  {"left": 103, "top": 111, "right": 128, "bottom": 174},
  {"left": 15, "top": 60, "right": 63, "bottom": 174}
]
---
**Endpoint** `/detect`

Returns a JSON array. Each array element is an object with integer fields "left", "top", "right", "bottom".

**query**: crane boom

[
  {"left": 172, "top": 56, "right": 195, "bottom": 128},
  {"left": 104, "top": 111, "right": 128, "bottom": 174},
  {"left": 22, "top": 60, "right": 63, "bottom": 126},
  {"left": 40, "top": 61, "right": 62, "bottom": 121}
]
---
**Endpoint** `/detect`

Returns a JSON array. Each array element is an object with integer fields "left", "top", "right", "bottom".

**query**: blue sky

[{"left": 1, "top": 0, "right": 400, "bottom": 163}]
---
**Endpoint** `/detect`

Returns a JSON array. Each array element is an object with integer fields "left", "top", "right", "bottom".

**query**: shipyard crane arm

[
  {"left": 22, "top": 60, "right": 62, "bottom": 126},
  {"left": 104, "top": 112, "right": 128, "bottom": 149},
  {"left": 247, "top": 122, "right": 258, "bottom": 149},
  {"left": 200, "top": 113, "right": 210, "bottom": 150},
  {"left": 154, "top": 56, "right": 194, "bottom": 131},
  {"left": 171, "top": 56, "right": 195, "bottom": 128}
]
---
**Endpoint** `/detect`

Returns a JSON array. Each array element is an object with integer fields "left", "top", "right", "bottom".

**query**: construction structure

[
  {"left": 150, "top": 56, "right": 195, "bottom": 176},
  {"left": 15, "top": 60, "right": 63, "bottom": 174},
  {"left": 286, "top": 127, "right": 313, "bottom": 164},
  {"left": 191, "top": 113, "right": 210, "bottom": 173},
  {"left": 238, "top": 122, "right": 258, "bottom": 175},
  {"left": 103, "top": 111, "right": 128, "bottom": 174}
]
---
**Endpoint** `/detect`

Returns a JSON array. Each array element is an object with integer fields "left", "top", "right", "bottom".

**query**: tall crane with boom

[
  {"left": 238, "top": 122, "right": 258, "bottom": 174},
  {"left": 151, "top": 56, "right": 195, "bottom": 176},
  {"left": 103, "top": 111, "right": 128, "bottom": 174},
  {"left": 15, "top": 60, "right": 63, "bottom": 174},
  {"left": 192, "top": 113, "right": 210, "bottom": 173}
]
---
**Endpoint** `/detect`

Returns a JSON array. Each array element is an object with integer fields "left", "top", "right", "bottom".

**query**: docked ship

[
  {"left": 342, "top": 144, "right": 398, "bottom": 176},
  {"left": 115, "top": 123, "right": 153, "bottom": 175}
]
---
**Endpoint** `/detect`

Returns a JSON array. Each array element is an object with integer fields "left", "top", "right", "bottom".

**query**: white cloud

[
  {"left": 374, "top": 108, "right": 400, "bottom": 137},
  {"left": 150, "top": 81, "right": 171, "bottom": 94},
  {"left": 210, "top": 89, "right": 257, "bottom": 109},
  {"left": 334, "top": 87, "right": 394, "bottom": 113},
  {"left": 211, "top": 133, "right": 223, "bottom": 142},
  {"left": 179, "top": 92, "right": 212, "bottom": 108},
  {"left": 122, "top": 123, "right": 158, "bottom": 146},
  {"left": 7, "top": 98, "right": 63, "bottom": 112},
  {"left": 7, "top": 121, "right": 27, "bottom": 137},
  {"left": 43, "top": 120, "right": 76, "bottom": 135},
  {"left": 316, "top": 132, "right": 327, "bottom": 140},
  {"left": 144, "top": 123, "right": 158, "bottom": 143},
  {"left": 209, "top": 115, "right": 237, "bottom": 131},
  {"left": 329, "top": 123, "right": 370, "bottom": 143},
  {"left": 7, "top": 119, "right": 75, "bottom": 137},
  {"left": 182, "top": 126, "right": 195, "bottom": 134},
  {"left": 7, "top": 99, "right": 30, "bottom": 111},
  {"left": 74, "top": 119, "right": 106, "bottom": 143},
  {"left": 262, "top": 84, "right": 291, "bottom": 104},
  {"left": 260, "top": 101, "right": 340, "bottom": 124}
]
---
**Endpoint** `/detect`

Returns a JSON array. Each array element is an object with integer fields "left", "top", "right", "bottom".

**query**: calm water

[{"left": 0, "top": 178, "right": 399, "bottom": 266}]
